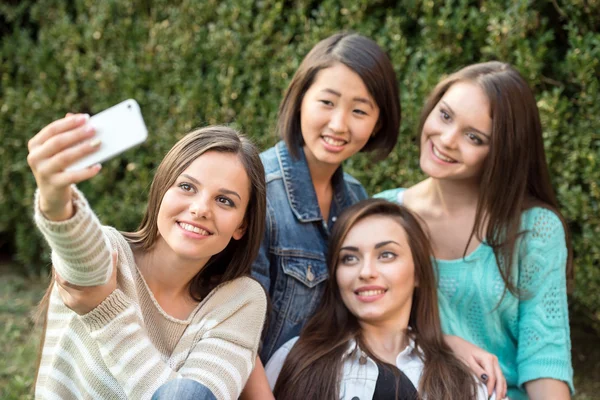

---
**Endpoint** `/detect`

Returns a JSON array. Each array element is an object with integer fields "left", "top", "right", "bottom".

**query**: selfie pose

[
  {"left": 29, "top": 119, "right": 267, "bottom": 400},
  {"left": 265, "top": 199, "right": 491, "bottom": 400},
  {"left": 377, "top": 61, "right": 574, "bottom": 399}
]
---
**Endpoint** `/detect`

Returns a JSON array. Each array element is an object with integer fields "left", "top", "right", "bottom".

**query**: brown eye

[{"left": 178, "top": 183, "right": 194, "bottom": 192}]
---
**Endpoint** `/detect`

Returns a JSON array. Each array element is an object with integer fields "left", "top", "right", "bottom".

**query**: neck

[
  {"left": 359, "top": 319, "right": 410, "bottom": 363},
  {"left": 303, "top": 147, "right": 339, "bottom": 189},
  {"left": 424, "top": 177, "right": 480, "bottom": 215},
  {"left": 135, "top": 241, "right": 208, "bottom": 300}
]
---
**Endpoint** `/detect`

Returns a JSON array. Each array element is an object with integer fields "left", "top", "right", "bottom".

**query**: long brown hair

[
  {"left": 35, "top": 126, "right": 266, "bottom": 383},
  {"left": 277, "top": 32, "right": 401, "bottom": 161},
  {"left": 418, "top": 61, "right": 573, "bottom": 297},
  {"left": 273, "top": 199, "right": 479, "bottom": 400}
]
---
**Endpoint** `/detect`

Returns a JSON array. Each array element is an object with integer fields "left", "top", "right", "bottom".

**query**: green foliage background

[{"left": 1, "top": 1, "right": 598, "bottom": 329}]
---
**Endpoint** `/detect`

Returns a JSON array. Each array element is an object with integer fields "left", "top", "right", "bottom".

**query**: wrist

[{"left": 40, "top": 191, "right": 75, "bottom": 221}]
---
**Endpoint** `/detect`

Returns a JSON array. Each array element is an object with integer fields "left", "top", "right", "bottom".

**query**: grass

[
  {"left": 1, "top": 267, "right": 598, "bottom": 399},
  {"left": 0, "top": 270, "right": 46, "bottom": 400}
]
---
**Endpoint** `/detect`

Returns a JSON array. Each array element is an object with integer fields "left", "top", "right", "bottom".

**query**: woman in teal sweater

[{"left": 376, "top": 61, "right": 573, "bottom": 400}]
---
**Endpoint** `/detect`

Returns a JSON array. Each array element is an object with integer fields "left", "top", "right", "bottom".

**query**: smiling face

[
  {"left": 155, "top": 151, "right": 250, "bottom": 265},
  {"left": 300, "top": 62, "right": 380, "bottom": 170},
  {"left": 420, "top": 81, "right": 492, "bottom": 182},
  {"left": 335, "top": 214, "right": 416, "bottom": 328}
]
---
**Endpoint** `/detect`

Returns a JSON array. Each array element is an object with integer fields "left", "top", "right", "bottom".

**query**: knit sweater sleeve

[
  {"left": 78, "top": 277, "right": 267, "bottom": 400},
  {"left": 516, "top": 208, "right": 574, "bottom": 392},
  {"left": 33, "top": 186, "right": 113, "bottom": 286}
]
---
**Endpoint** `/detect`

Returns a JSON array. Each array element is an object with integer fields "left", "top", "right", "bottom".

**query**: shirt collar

[
  {"left": 276, "top": 141, "right": 354, "bottom": 222},
  {"left": 344, "top": 336, "right": 418, "bottom": 360}
]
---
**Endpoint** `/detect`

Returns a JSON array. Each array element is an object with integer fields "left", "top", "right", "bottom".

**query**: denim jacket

[
  {"left": 265, "top": 337, "right": 491, "bottom": 400},
  {"left": 252, "top": 141, "right": 368, "bottom": 361}
]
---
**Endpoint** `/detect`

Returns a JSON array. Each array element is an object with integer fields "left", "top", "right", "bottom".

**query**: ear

[{"left": 232, "top": 220, "right": 247, "bottom": 241}]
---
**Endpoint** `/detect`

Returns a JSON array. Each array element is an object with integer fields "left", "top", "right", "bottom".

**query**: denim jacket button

[
  {"left": 306, "top": 265, "right": 315, "bottom": 282},
  {"left": 359, "top": 355, "right": 367, "bottom": 365},
  {"left": 351, "top": 397, "right": 360, "bottom": 400}
]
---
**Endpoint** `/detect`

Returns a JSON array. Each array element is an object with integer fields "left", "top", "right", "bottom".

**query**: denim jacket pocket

[{"left": 280, "top": 256, "right": 328, "bottom": 324}]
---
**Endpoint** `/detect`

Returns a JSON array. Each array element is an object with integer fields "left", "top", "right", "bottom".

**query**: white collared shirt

[{"left": 265, "top": 336, "right": 493, "bottom": 400}]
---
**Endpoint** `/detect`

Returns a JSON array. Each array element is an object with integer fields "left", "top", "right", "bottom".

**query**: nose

[
  {"left": 328, "top": 109, "right": 349, "bottom": 134},
  {"left": 439, "top": 127, "right": 459, "bottom": 149},
  {"left": 189, "top": 195, "right": 212, "bottom": 219},
  {"left": 358, "top": 257, "right": 378, "bottom": 280}
]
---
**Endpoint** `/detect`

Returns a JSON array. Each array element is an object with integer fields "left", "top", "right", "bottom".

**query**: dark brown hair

[
  {"left": 418, "top": 61, "right": 573, "bottom": 297},
  {"left": 273, "top": 199, "right": 479, "bottom": 400},
  {"left": 277, "top": 32, "right": 401, "bottom": 161}
]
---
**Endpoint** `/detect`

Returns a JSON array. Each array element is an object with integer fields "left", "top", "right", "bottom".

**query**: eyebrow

[
  {"left": 441, "top": 101, "right": 491, "bottom": 140},
  {"left": 340, "top": 240, "right": 400, "bottom": 252},
  {"left": 321, "top": 88, "right": 375, "bottom": 109},
  {"left": 375, "top": 240, "right": 400, "bottom": 249},
  {"left": 181, "top": 174, "right": 242, "bottom": 200}
]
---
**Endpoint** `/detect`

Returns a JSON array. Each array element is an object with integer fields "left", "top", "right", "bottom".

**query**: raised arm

[{"left": 29, "top": 114, "right": 113, "bottom": 286}]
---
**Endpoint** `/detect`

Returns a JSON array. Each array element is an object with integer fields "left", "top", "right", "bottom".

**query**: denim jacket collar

[{"left": 275, "top": 141, "right": 355, "bottom": 223}]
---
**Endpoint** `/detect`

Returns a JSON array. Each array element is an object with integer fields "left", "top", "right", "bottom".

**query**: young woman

[
  {"left": 240, "top": 32, "right": 401, "bottom": 398},
  {"left": 28, "top": 117, "right": 268, "bottom": 400},
  {"left": 265, "top": 198, "right": 491, "bottom": 400},
  {"left": 376, "top": 61, "right": 574, "bottom": 400},
  {"left": 253, "top": 31, "right": 401, "bottom": 361}
]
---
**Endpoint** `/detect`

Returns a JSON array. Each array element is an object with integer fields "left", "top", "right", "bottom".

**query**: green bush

[{"left": 1, "top": 0, "right": 598, "bottom": 329}]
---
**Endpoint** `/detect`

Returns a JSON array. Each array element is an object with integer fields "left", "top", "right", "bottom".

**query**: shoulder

[
  {"left": 260, "top": 145, "right": 282, "bottom": 177},
  {"left": 210, "top": 276, "right": 268, "bottom": 309},
  {"left": 265, "top": 336, "right": 300, "bottom": 388},
  {"left": 520, "top": 206, "right": 566, "bottom": 247},
  {"left": 342, "top": 172, "right": 367, "bottom": 198},
  {"left": 342, "top": 171, "right": 363, "bottom": 188},
  {"left": 373, "top": 187, "right": 407, "bottom": 203}
]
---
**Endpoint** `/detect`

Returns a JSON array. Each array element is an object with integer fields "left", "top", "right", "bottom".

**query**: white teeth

[
  {"left": 323, "top": 136, "right": 346, "bottom": 146},
  {"left": 432, "top": 145, "right": 456, "bottom": 163},
  {"left": 179, "top": 223, "right": 210, "bottom": 235},
  {"left": 356, "top": 289, "right": 386, "bottom": 297}
]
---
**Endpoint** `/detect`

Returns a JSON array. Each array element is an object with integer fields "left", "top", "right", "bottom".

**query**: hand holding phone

[
  {"left": 66, "top": 99, "right": 148, "bottom": 171},
  {"left": 27, "top": 99, "right": 148, "bottom": 220}
]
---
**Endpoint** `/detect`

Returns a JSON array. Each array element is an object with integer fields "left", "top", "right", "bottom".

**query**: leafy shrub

[{"left": 1, "top": 0, "right": 598, "bottom": 329}]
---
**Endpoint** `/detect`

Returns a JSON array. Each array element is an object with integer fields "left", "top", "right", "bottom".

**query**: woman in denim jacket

[
  {"left": 240, "top": 32, "right": 401, "bottom": 398},
  {"left": 265, "top": 199, "right": 491, "bottom": 400},
  {"left": 253, "top": 32, "right": 401, "bottom": 361}
]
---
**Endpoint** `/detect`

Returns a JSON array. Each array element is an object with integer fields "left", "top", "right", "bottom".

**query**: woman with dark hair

[
  {"left": 376, "top": 61, "right": 574, "bottom": 399},
  {"left": 28, "top": 119, "right": 267, "bottom": 400},
  {"left": 254, "top": 31, "right": 401, "bottom": 357},
  {"left": 265, "top": 199, "right": 489, "bottom": 400},
  {"left": 241, "top": 32, "right": 402, "bottom": 398}
]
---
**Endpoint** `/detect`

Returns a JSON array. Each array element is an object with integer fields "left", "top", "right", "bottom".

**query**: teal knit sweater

[{"left": 375, "top": 188, "right": 573, "bottom": 400}]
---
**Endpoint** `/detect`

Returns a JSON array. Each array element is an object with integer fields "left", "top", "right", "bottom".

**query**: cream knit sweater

[{"left": 34, "top": 187, "right": 267, "bottom": 400}]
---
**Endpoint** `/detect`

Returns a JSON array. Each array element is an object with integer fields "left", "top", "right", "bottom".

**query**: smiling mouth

[
  {"left": 178, "top": 222, "right": 212, "bottom": 236},
  {"left": 355, "top": 289, "right": 387, "bottom": 297},
  {"left": 431, "top": 142, "right": 457, "bottom": 163},
  {"left": 322, "top": 136, "right": 348, "bottom": 147}
]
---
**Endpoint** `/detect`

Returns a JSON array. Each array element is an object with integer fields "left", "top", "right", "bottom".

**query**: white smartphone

[{"left": 66, "top": 99, "right": 148, "bottom": 171}]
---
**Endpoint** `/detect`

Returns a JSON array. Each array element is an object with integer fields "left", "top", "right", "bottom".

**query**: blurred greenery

[{"left": 0, "top": 0, "right": 598, "bottom": 345}]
